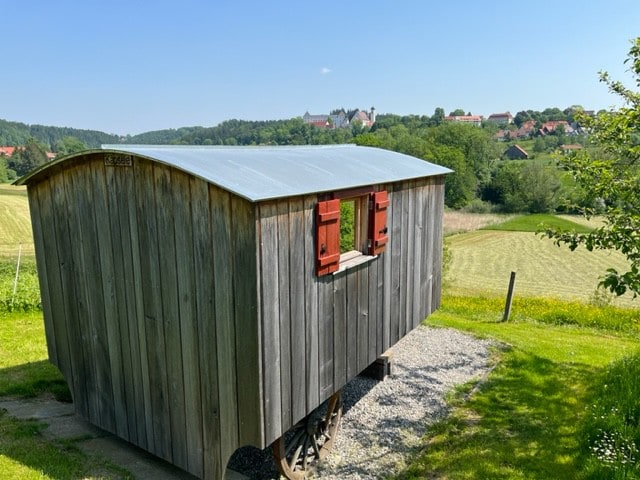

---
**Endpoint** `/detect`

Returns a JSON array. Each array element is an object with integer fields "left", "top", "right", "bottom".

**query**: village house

[
  {"left": 495, "top": 120, "right": 536, "bottom": 141},
  {"left": 0, "top": 146, "right": 17, "bottom": 157},
  {"left": 444, "top": 114, "right": 483, "bottom": 126},
  {"left": 302, "top": 112, "right": 330, "bottom": 128},
  {"left": 559, "top": 144, "right": 583, "bottom": 154},
  {"left": 302, "top": 107, "right": 376, "bottom": 129},
  {"left": 486, "top": 112, "right": 514, "bottom": 125},
  {"left": 538, "top": 120, "right": 575, "bottom": 136},
  {"left": 504, "top": 144, "right": 529, "bottom": 160}
]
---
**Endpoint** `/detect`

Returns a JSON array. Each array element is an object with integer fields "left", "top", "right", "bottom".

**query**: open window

[{"left": 316, "top": 190, "right": 388, "bottom": 276}]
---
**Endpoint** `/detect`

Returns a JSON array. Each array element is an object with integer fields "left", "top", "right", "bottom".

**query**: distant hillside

[
  {"left": 0, "top": 118, "right": 121, "bottom": 149},
  {"left": 125, "top": 126, "right": 208, "bottom": 145}
]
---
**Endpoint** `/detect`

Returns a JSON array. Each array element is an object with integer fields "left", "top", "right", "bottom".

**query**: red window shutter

[
  {"left": 368, "top": 190, "right": 389, "bottom": 255},
  {"left": 316, "top": 199, "right": 341, "bottom": 276}
]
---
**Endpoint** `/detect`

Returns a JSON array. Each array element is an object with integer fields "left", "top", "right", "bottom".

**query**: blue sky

[{"left": 2, "top": 1, "right": 640, "bottom": 134}]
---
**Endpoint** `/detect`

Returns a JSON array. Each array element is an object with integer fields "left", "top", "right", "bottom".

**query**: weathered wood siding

[
  {"left": 27, "top": 154, "right": 262, "bottom": 480},
  {"left": 257, "top": 176, "right": 445, "bottom": 445}
]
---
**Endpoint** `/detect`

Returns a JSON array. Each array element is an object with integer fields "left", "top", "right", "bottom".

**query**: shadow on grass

[
  {"left": 397, "top": 349, "right": 597, "bottom": 480},
  {"left": 0, "top": 360, "right": 70, "bottom": 401},
  {"left": 0, "top": 362, "right": 85, "bottom": 479},
  {"left": 0, "top": 409, "right": 90, "bottom": 479}
]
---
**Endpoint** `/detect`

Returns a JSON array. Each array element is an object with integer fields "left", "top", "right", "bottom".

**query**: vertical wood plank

[
  {"left": 231, "top": 196, "right": 262, "bottom": 446},
  {"left": 135, "top": 160, "right": 172, "bottom": 461},
  {"left": 129, "top": 160, "right": 154, "bottom": 451},
  {"left": 367, "top": 257, "right": 378, "bottom": 364},
  {"left": 376, "top": 238, "right": 385, "bottom": 355},
  {"left": 259, "top": 201, "right": 282, "bottom": 446},
  {"left": 317, "top": 272, "right": 334, "bottom": 401},
  {"left": 345, "top": 269, "right": 358, "bottom": 380},
  {"left": 276, "top": 200, "right": 292, "bottom": 432},
  {"left": 382, "top": 185, "right": 394, "bottom": 352},
  {"left": 389, "top": 184, "right": 402, "bottom": 347},
  {"left": 403, "top": 181, "right": 415, "bottom": 335},
  {"left": 288, "top": 199, "right": 307, "bottom": 425},
  {"left": 191, "top": 177, "right": 221, "bottom": 479},
  {"left": 357, "top": 264, "right": 369, "bottom": 373},
  {"left": 172, "top": 170, "right": 204, "bottom": 476},
  {"left": 153, "top": 164, "right": 188, "bottom": 470},
  {"left": 210, "top": 186, "right": 239, "bottom": 463},
  {"left": 332, "top": 272, "right": 347, "bottom": 391},
  {"left": 303, "top": 195, "right": 321, "bottom": 410},
  {"left": 411, "top": 182, "right": 424, "bottom": 329},
  {"left": 432, "top": 178, "right": 445, "bottom": 310},
  {"left": 398, "top": 184, "right": 410, "bottom": 338}
]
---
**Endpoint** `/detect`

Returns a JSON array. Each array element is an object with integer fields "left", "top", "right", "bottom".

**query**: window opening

[
  {"left": 316, "top": 190, "right": 388, "bottom": 276},
  {"left": 340, "top": 199, "right": 355, "bottom": 254},
  {"left": 339, "top": 196, "right": 368, "bottom": 260}
]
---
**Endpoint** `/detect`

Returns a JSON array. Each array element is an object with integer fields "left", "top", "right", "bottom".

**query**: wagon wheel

[{"left": 272, "top": 391, "right": 343, "bottom": 480}]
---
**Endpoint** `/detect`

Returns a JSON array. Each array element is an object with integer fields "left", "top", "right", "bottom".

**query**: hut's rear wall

[
  {"left": 257, "top": 176, "right": 445, "bottom": 445},
  {"left": 27, "top": 156, "right": 262, "bottom": 479}
]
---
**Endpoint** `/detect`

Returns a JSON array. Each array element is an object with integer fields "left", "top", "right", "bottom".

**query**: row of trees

[{"left": 354, "top": 121, "right": 564, "bottom": 212}]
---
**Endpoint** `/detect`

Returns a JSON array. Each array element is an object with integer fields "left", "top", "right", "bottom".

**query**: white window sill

[{"left": 334, "top": 251, "right": 377, "bottom": 274}]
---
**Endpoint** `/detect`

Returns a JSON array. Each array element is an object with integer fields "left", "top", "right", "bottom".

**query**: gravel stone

[{"left": 229, "top": 326, "right": 494, "bottom": 479}]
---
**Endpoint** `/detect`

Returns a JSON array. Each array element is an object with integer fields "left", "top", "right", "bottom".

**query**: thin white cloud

[{"left": 320, "top": 67, "right": 332, "bottom": 75}]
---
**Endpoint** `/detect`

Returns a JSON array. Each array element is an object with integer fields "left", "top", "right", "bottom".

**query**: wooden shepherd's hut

[{"left": 16, "top": 144, "right": 451, "bottom": 479}]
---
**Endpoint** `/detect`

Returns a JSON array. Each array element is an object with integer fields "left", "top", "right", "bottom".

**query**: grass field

[
  {"left": 445, "top": 216, "right": 636, "bottom": 308},
  {"left": 0, "top": 185, "right": 34, "bottom": 258}
]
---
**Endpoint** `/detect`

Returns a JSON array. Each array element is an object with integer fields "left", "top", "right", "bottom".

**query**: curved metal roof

[{"left": 17, "top": 144, "right": 451, "bottom": 202}]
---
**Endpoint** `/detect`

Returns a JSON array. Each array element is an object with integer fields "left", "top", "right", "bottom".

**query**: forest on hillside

[{"left": 0, "top": 106, "right": 592, "bottom": 214}]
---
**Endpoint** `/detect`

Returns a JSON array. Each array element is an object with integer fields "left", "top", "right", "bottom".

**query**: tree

[
  {"left": 54, "top": 136, "right": 87, "bottom": 156},
  {"left": 545, "top": 38, "right": 640, "bottom": 297},
  {"left": 0, "top": 157, "right": 11, "bottom": 183},
  {"left": 514, "top": 110, "right": 531, "bottom": 128},
  {"left": 8, "top": 138, "right": 48, "bottom": 176},
  {"left": 429, "top": 107, "right": 445, "bottom": 126},
  {"left": 449, "top": 108, "right": 465, "bottom": 116}
]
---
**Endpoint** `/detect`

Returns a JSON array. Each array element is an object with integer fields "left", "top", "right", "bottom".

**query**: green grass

[
  {"left": 0, "top": 256, "right": 41, "bottom": 313},
  {"left": 445, "top": 229, "right": 635, "bottom": 307},
  {"left": 0, "top": 310, "right": 131, "bottom": 478},
  {"left": 482, "top": 213, "right": 593, "bottom": 233},
  {"left": 397, "top": 295, "right": 640, "bottom": 480},
  {"left": 0, "top": 311, "right": 68, "bottom": 399},
  {"left": 579, "top": 352, "right": 640, "bottom": 479},
  {"left": 0, "top": 185, "right": 34, "bottom": 258}
]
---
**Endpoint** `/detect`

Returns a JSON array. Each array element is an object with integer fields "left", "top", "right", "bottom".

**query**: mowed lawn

[
  {"left": 445, "top": 228, "right": 635, "bottom": 307},
  {"left": 0, "top": 185, "right": 34, "bottom": 258}
]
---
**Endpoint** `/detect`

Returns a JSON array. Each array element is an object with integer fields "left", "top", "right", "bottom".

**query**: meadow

[
  {"left": 444, "top": 211, "right": 635, "bottom": 308},
  {"left": 1, "top": 188, "right": 640, "bottom": 479}
]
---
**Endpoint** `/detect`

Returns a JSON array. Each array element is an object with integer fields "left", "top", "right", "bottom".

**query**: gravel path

[{"left": 229, "top": 326, "right": 494, "bottom": 479}]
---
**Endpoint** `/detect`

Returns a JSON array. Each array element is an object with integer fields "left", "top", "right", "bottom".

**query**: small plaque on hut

[{"left": 104, "top": 153, "right": 133, "bottom": 167}]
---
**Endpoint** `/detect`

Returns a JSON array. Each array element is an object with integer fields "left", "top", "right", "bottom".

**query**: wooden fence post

[
  {"left": 11, "top": 243, "right": 23, "bottom": 307},
  {"left": 503, "top": 271, "right": 516, "bottom": 322}
]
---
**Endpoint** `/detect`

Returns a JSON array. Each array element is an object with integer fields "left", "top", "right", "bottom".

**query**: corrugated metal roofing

[{"left": 19, "top": 144, "right": 451, "bottom": 202}]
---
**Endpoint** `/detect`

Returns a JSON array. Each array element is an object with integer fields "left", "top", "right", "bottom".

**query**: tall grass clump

[
  {"left": 0, "top": 256, "right": 41, "bottom": 312},
  {"left": 580, "top": 351, "right": 640, "bottom": 479}
]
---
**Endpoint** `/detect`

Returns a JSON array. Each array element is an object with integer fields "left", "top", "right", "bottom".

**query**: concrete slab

[{"left": 0, "top": 398, "right": 249, "bottom": 479}]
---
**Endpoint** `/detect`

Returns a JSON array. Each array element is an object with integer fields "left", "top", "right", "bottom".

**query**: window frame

[{"left": 315, "top": 187, "right": 389, "bottom": 276}]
